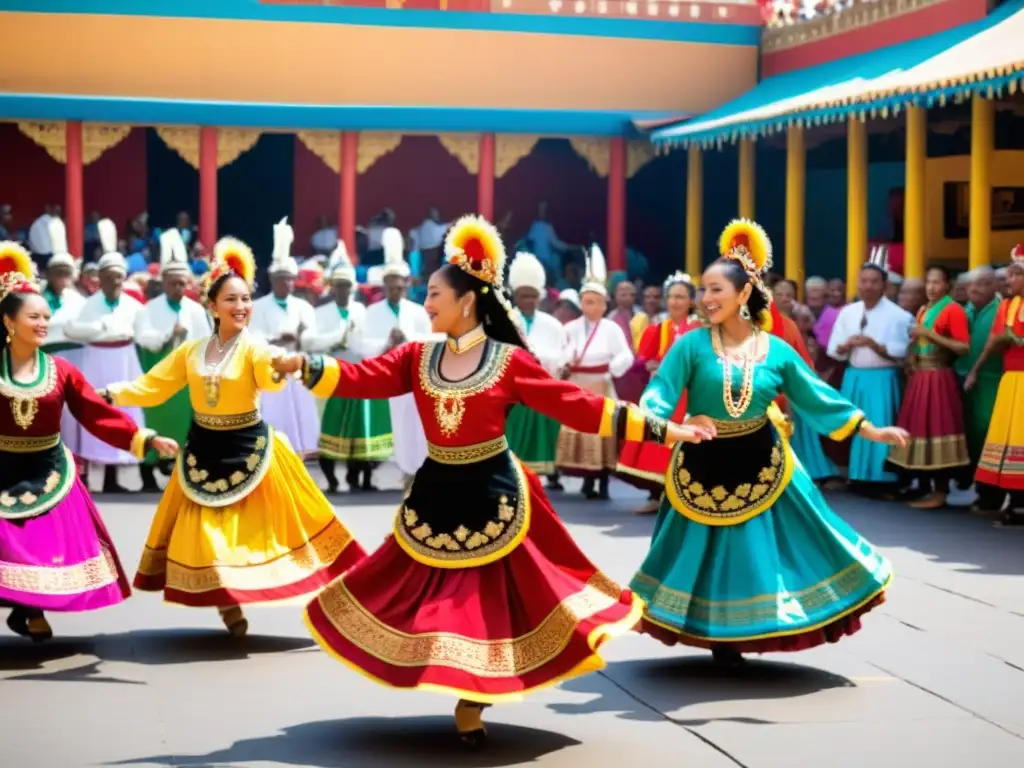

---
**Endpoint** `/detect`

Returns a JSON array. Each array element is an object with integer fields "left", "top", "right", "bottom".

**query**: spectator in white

[
  {"left": 27, "top": 204, "right": 59, "bottom": 269},
  {"left": 310, "top": 215, "right": 339, "bottom": 255},
  {"left": 409, "top": 205, "right": 449, "bottom": 276},
  {"left": 358, "top": 208, "right": 397, "bottom": 266},
  {"left": 524, "top": 201, "right": 572, "bottom": 282},
  {"left": 175, "top": 211, "right": 198, "bottom": 255}
]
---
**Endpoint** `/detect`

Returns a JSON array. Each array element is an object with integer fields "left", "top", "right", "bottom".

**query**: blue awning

[{"left": 652, "top": 0, "right": 1024, "bottom": 147}]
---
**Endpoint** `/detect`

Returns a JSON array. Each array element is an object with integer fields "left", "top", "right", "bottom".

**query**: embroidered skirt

[
  {"left": 839, "top": 367, "right": 902, "bottom": 483},
  {"left": 138, "top": 344, "right": 193, "bottom": 466},
  {"left": 965, "top": 370, "right": 1001, "bottom": 467},
  {"left": 260, "top": 379, "right": 321, "bottom": 459},
  {"left": 319, "top": 395, "right": 393, "bottom": 462},
  {"left": 505, "top": 405, "right": 560, "bottom": 476},
  {"left": 0, "top": 441, "right": 130, "bottom": 611},
  {"left": 133, "top": 419, "right": 365, "bottom": 606},
  {"left": 304, "top": 460, "right": 641, "bottom": 703},
  {"left": 887, "top": 366, "right": 970, "bottom": 472},
  {"left": 976, "top": 371, "right": 1024, "bottom": 491}
]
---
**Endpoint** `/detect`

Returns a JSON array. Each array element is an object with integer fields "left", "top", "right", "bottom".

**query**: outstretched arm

[
  {"left": 63, "top": 362, "right": 158, "bottom": 460},
  {"left": 107, "top": 341, "right": 191, "bottom": 409},
  {"left": 291, "top": 343, "right": 417, "bottom": 400}
]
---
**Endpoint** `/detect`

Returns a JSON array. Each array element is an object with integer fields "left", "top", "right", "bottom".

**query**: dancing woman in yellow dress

[{"left": 103, "top": 238, "right": 365, "bottom": 635}]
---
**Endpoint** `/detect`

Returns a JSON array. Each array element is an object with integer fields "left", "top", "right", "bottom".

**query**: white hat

[
  {"left": 888, "top": 271, "right": 904, "bottom": 286},
  {"left": 366, "top": 266, "right": 385, "bottom": 287},
  {"left": 159, "top": 228, "right": 191, "bottom": 277},
  {"left": 45, "top": 217, "right": 76, "bottom": 272},
  {"left": 558, "top": 288, "right": 581, "bottom": 308},
  {"left": 328, "top": 240, "right": 356, "bottom": 284},
  {"left": 96, "top": 219, "right": 127, "bottom": 274},
  {"left": 579, "top": 243, "right": 608, "bottom": 299},
  {"left": 508, "top": 251, "right": 546, "bottom": 294},
  {"left": 269, "top": 217, "right": 298, "bottom": 277},
  {"left": 381, "top": 227, "right": 410, "bottom": 279}
]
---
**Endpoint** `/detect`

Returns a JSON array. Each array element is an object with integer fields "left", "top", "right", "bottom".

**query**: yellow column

[
  {"left": 969, "top": 94, "right": 994, "bottom": 269},
  {"left": 846, "top": 115, "right": 868, "bottom": 300},
  {"left": 904, "top": 105, "right": 927, "bottom": 279},
  {"left": 785, "top": 125, "right": 806, "bottom": 290},
  {"left": 738, "top": 137, "right": 756, "bottom": 220},
  {"left": 686, "top": 145, "right": 703, "bottom": 281}
]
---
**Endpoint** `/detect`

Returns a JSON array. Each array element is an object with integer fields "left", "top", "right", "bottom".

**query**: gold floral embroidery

[
  {"left": 427, "top": 436, "right": 508, "bottom": 465},
  {"left": 314, "top": 572, "right": 626, "bottom": 677},
  {"left": 417, "top": 342, "right": 514, "bottom": 437},
  {"left": 177, "top": 428, "right": 274, "bottom": 508},
  {"left": 0, "top": 544, "right": 121, "bottom": 595},
  {"left": 194, "top": 410, "right": 260, "bottom": 430},
  {"left": 0, "top": 445, "right": 77, "bottom": 521},
  {"left": 0, "top": 352, "right": 58, "bottom": 432}
]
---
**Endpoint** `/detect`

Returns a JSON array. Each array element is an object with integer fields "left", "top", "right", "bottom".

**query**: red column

[
  {"left": 199, "top": 127, "right": 218, "bottom": 250},
  {"left": 607, "top": 137, "right": 626, "bottom": 273},
  {"left": 65, "top": 121, "right": 84, "bottom": 259},
  {"left": 477, "top": 133, "right": 496, "bottom": 221},
  {"left": 339, "top": 131, "right": 358, "bottom": 262}
]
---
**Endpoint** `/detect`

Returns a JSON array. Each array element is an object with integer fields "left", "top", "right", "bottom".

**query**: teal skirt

[
  {"left": 505, "top": 405, "right": 560, "bottom": 475},
  {"left": 840, "top": 366, "right": 902, "bottom": 483},
  {"left": 319, "top": 397, "right": 393, "bottom": 462},
  {"left": 790, "top": 412, "right": 839, "bottom": 481},
  {"left": 630, "top": 465, "right": 891, "bottom": 653}
]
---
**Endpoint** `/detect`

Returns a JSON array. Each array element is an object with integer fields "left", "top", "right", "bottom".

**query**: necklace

[
  {"left": 1, "top": 349, "right": 44, "bottom": 430},
  {"left": 201, "top": 332, "right": 243, "bottom": 407},
  {"left": 446, "top": 325, "right": 486, "bottom": 355},
  {"left": 213, "top": 331, "right": 240, "bottom": 354},
  {"left": 713, "top": 325, "right": 757, "bottom": 418}
]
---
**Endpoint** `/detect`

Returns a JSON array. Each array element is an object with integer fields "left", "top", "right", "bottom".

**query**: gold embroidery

[
  {"left": 417, "top": 341, "right": 514, "bottom": 437},
  {"left": 177, "top": 428, "right": 274, "bottom": 508},
  {"left": 0, "top": 493, "right": 15, "bottom": 507},
  {"left": 10, "top": 396, "right": 38, "bottom": 430},
  {"left": 0, "top": 445, "right": 77, "bottom": 521},
  {"left": 194, "top": 410, "right": 261, "bottom": 430},
  {"left": 709, "top": 416, "right": 768, "bottom": 437},
  {"left": 0, "top": 351, "right": 58, "bottom": 432},
  {"left": 426, "top": 436, "right": 509, "bottom": 465},
  {"left": 315, "top": 572, "right": 625, "bottom": 677},
  {"left": 0, "top": 544, "right": 121, "bottom": 595},
  {"left": 0, "top": 433, "right": 60, "bottom": 452},
  {"left": 18, "top": 491, "right": 37, "bottom": 505},
  {"left": 318, "top": 432, "right": 394, "bottom": 461}
]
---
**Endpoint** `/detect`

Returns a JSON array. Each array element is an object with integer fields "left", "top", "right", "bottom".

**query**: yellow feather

[
  {"left": 718, "top": 218, "right": 773, "bottom": 274},
  {"left": 444, "top": 215, "right": 506, "bottom": 287},
  {"left": 211, "top": 237, "right": 257, "bottom": 288},
  {"left": 0, "top": 241, "right": 36, "bottom": 282}
]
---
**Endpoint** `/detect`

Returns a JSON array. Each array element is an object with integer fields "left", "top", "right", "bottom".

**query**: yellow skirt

[
  {"left": 134, "top": 432, "right": 366, "bottom": 606},
  {"left": 976, "top": 371, "right": 1024, "bottom": 492}
]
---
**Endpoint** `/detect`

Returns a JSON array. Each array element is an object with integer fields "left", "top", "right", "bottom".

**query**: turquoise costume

[
  {"left": 630, "top": 329, "right": 891, "bottom": 653},
  {"left": 789, "top": 413, "right": 838, "bottom": 481}
]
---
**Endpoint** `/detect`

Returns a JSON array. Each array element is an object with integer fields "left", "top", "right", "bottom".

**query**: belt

[
  {"left": 570, "top": 365, "right": 610, "bottom": 374},
  {"left": 711, "top": 416, "right": 768, "bottom": 438},
  {"left": 194, "top": 410, "right": 261, "bottom": 430},
  {"left": 0, "top": 433, "right": 61, "bottom": 453},
  {"left": 426, "top": 436, "right": 508, "bottom": 465}
]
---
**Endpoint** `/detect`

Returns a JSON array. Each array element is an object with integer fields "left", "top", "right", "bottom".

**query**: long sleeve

[
  {"left": 513, "top": 349, "right": 666, "bottom": 443},
  {"left": 883, "top": 307, "right": 913, "bottom": 358},
  {"left": 108, "top": 341, "right": 191, "bottom": 408},
  {"left": 134, "top": 307, "right": 172, "bottom": 353},
  {"left": 937, "top": 303, "right": 970, "bottom": 344},
  {"left": 606, "top": 322, "right": 635, "bottom": 377},
  {"left": 640, "top": 330, "right": 693, "bottom": 420},
  {"left": 826, "top": 307, "right": 854, "bottom": 362},
  {"left": 301, "top": 322, "right": 346, "bottom": 354},
  {"left": 778, "top": 340, "right": 863, "bottom": 440},
  {"left": 304, "top": 342, "right": 417, "bottom": 400},
  {"left": 636, "top": 323, "right": 661, "bottom": 362},
  {"left": 63, "top": 362, "right": 154, "bottom": 459},
  {"left": 251, "top": 341, "right": 289, "bottom": 394},
  {"left": 64, "top": 313, "right": 108, "bottom": 343}
]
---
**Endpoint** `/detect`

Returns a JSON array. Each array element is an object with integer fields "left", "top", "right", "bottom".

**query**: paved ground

[{"left": 3, "top": 466, "right": 1024, "bottom": 768}]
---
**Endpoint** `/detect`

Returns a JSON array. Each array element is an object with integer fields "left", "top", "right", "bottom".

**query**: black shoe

[
  {"left": 711, "top": 646, "right": 745, "bottom": 667},
  {"left": 7, "top": 609, "right": 52, "bottom": 643},
  {"left": 546, "top": 479, "right": 565, "bottom": 492}
]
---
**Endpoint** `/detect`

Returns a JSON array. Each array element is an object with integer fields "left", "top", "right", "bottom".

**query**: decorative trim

[
  {"left": 175, "top": 427, "right": 275, "bottom": 508},
  {"left": 0, "top": 433, "right": 60, "bottom": 453},
  {"left": 130, "top": 429, "right": 156, "bottom": 460},
  {"left": 0, "top": 444, "right": 77, "bottom": 520},
  {"left": 0, "top": 542, "right": 122, "bottom": 596},
  {"left": 194, "top": 410, "right": 261, "bottom": 430},
  {"left": 16, "top": 121, "right": 131, "bottom": 165},
  {"left": 417, "top": 341, "right": 514, "bottom": 438},
  {"left": 426, "top": 436, "right": 509, "bottom": 465}
]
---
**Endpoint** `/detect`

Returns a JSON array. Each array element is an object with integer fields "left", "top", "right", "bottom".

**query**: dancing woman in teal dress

[{"left": 630, "top": 220, "right": 908, "bottom": 664}]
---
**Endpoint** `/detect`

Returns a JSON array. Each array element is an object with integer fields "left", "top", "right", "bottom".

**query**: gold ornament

[
  {"left": 11, "top": 396, "right": 38, "bottom": 430},
  {"left": 714, "top": 326, "right": 757, "bottom": 419},
  {"left": 435, "top": 392, "right": 467, "bottom": 437}
]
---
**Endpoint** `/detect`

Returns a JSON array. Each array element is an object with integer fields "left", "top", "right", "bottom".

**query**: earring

[
  {"left": 739, "top": 304, "right": 752, "bottom": 322},
  {"left": 463, "top": 307, "right": 470, "bottom": 318}
]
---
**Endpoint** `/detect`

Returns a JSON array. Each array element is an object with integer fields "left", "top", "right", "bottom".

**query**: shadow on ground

[
  {"left": 549, "top": 656, "right": 854, "bottom": 726},
  {"left": 0, "top": 629, "right": 314, "bottom": 675},
  {"left": 110, "top": 717, "right": 580, "bottom": 767}
]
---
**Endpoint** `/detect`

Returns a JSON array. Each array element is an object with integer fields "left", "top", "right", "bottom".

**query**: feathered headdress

[
  {"left": 1012, "top": 244, "right": 1024, "bottom": 264},
  {"left": 46, "top": 218, "right": 76, "bottom": 272},
  {"left": 96, "top": 218, "right": 128, "bottom": 274},
  {"left": 508, "top": 251, "right": 546, "bottom": 294},
  {"left": 159, "top": 228, "right": 191, "bottom": 278},
  {"left": 206, "top": 236, "right": 256, "bottom": 292},
  {"left": 444, "top": 215, "right": 505, "bottom": 288},
  {"left": 580, "top": 243, "right": 608, "bottom": 298},
  {"left": 269, "top": 217, "right": 298, "bottom": 277},
  {"left": 718, "top": 219, "right": 776, "bottom": 331},
  {"left": 328, "top": 240, "right": 355, "bottom": 284},
  {"left": 381, "top": 227, "right": 410, "bottom": 279},
  {"left": 866, "top": 243, "right": 890, "bottom": 278},
  {"left": 662, "top": 271, "right": 693, "bottom": 294},
  {"left": 0, "top": 242, "right": 39, "bottom": 302}
]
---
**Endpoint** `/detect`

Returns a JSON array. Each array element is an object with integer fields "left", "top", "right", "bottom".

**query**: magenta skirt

[{"left": 0, "top": 478, "right": 131, "bottom": 612}]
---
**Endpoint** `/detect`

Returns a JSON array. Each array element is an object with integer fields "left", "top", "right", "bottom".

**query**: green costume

[
  {"left": 137, "top": 300, "right": 193, "bottom": 465},
  {"left": 957, "top": 297, "right": 1003, "bottom": 466}
]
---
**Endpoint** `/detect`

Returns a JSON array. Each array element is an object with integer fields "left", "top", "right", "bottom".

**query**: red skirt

[
  {"left": 887, "top": 367, "right": 970, "bottom": 471},
  {"left": 304, "top": 465, "right": 642, "bottom": 703},
  {"left": 638, "top": 593, "right": 886, "bottom": 654}
]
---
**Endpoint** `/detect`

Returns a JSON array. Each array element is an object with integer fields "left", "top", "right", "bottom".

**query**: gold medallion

[
  {"left": 435, "top": 393, "right": 466, "bottom": 437},
  {"left": 11, "top": 396, "right": 38, "bottom": 430},
  {"left": 203, "top": 375, "right": 221, "bottom": 408}
]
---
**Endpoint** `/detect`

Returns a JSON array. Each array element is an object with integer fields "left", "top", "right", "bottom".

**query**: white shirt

[
  {"left": 409, "top": 219, "right": 449, "bottom": 252},
  {"left": 44, "top": 287, "right": 86, "bottom": 347},
  {"left": 28, "top": 214, "right": 53, "bottom": 254},
  {"left": 358, "top": 298, "right": 436, "bottom": 358},
  {"left": 514, "top": 309, "right": 570, "bottom": 377},
  {"left": 249, "top": 293, "right": 317, "bottom": 353},
  {"left": 65, "top": 291, "right": 144, "bottom": 343},
  {"left": 564, "top": 316, "right": 634, "bottom": 394},
  {"left": 827, "top": 296, "right": 913, "bottom": 369},
  {"left": 134, "top": 294, "right": 211, "bottom": 353},
  {"left": 301, "top": 300, "right": 368, "bottom": 364},
  {"left": 311, "top": 227, "right": 338, "bottom": 254}
]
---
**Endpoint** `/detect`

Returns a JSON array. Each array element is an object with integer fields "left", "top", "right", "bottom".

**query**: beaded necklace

[{"left": 712, "top": 325, "right": 759, "bottom": 418}]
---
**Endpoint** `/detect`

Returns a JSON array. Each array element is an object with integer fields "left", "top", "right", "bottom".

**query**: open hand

[
  {"left": 271, "top": 354, "right": 304, "bottom": 375},
  {"left": 150, "top": 436, "right": 179, "bottom": 458},
  {"left": 667, "top": 422, "right": 715, "bottom": 445},
  {"left": 964, "top": 372, "right": 977, "bottom": 392},
  {"left": 865, "top": 425, "right": 908, "bottom": 448},
  {"left": 684, "top": 415, "right": 719, "bottom": 437}
]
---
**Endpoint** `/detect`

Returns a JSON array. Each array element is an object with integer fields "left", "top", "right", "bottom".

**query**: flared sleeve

[
  {"left": 303, "top": 342, "right": 417, "bottom": 400},
  {"left": 640, "top": 329, "right": 695, "bottom": 420},
  {"left": 778, "top": 339, "right": 864, "bottom": 440},
  {"left": 512, "top": 348, "right": 668, "bottom": 444},
  {"left": 107, "top": 341, "right": 192, "bottom": 409},
  {"left": 62, "top": 360, "right": 155, "bottom": 459}
]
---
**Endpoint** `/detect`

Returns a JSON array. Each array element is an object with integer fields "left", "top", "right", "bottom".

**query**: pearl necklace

[{"left": 713, "top": 325, "right": 758, "bottom": 419}]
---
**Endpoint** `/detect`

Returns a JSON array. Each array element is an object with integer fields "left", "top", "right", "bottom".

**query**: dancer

[
  {"left": 0, "top": 246, "right": 176, "bottom": 641},
  {"left": 102, "top": 237, "right": 365, "bottom": 635},
  {"left": 134, "top": 229, "right": 211, "bottom": 491},
  {"left": 272, "top": 216, "right": 706, "bottom": 747},
  {"left": 616, "top": 271, "right": 700, "bottom": 513},
  {"left": 555, "top": 245, "right": 634, "bottom": 499},
  {"left": 303, "top": 244, "right": 392, "bottom": 494},
  {"left": 250, "top": 218, "right": 321, "bottom": 458},
  {"left": 887, "top": 265, "right": 970, "bottom": 508},
  {"left": 630, "top": 220, "right": 907, "bottom": 664},
  {"left": 505, "top": 250, "right": 570, "bottom": 478},
  {"left": 966, "top": 246, "right": 1024, "bottom": 524}
]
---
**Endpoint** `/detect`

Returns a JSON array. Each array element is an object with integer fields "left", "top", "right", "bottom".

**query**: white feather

[
  {"left": 587, "top": 243, "right": 607, "bottom": 284},
  {"left": 508, "top": 251, "right": 546, "bottom": 293},
  {"left": 328, "top": 240, "right": 352, "bottom": 270},
  {"left": 97, "top": 219, "right": 118, "bottom": 255},
  {"left": 272, "top": 216, "right": 294, "bottom": 266},
  {"left": 160, "top": 228, "right": 188, "bottom": 272},
  {"left": 381, "top": 228, "right": 404, "bottom": 266},
  {"left": 48, "top": 218, "right": 69, "bottom": 255}
]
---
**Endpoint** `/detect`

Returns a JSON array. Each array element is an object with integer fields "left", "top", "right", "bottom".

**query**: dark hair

[
  {"left": 926, "top": 264, "right": 953, "bottom": 284},
  {"left": 708, "top": 257, "right": 770, "bottom": 321},
  {"left": 861, "top": 263, "right": 888, "bottom": 282},
  {"left": 663, "top": 278, "right": 695, "bottom": 300},
  {"left": 206, "top": 272, "right": 249, "bottom": 333},
  {"left": 775, "top": 278, "right": 798, "bottom": 294},
  {"left": 437, "top": 263, "right": 531, "bottom": 354},
  {"left": 0, "top": 291, "right": 36, "bottom": 355}
]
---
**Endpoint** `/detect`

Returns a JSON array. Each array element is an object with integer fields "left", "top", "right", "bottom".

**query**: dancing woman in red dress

[
  {"left": 616, "top": 271, "right": 701, "bottom": 513},
  {"left": 272, "top": 216, "right": 708, "bottom": 749}
]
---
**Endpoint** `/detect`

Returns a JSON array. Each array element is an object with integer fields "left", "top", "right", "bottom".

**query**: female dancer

[
  {"left": 630, "top": 220, "right": 907, "bottom": 665},
  {"left": 0, "top": 246, "right": 177, "bottom": 641},
  {"left": 615, "top": 271, "right": 700, "bottom": 514},
  {"left": 102, "top": 238, "right": 365, "bottom": 635},
  {"left": 272, "top": 216, "right": 707, "bottom": 747}
]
